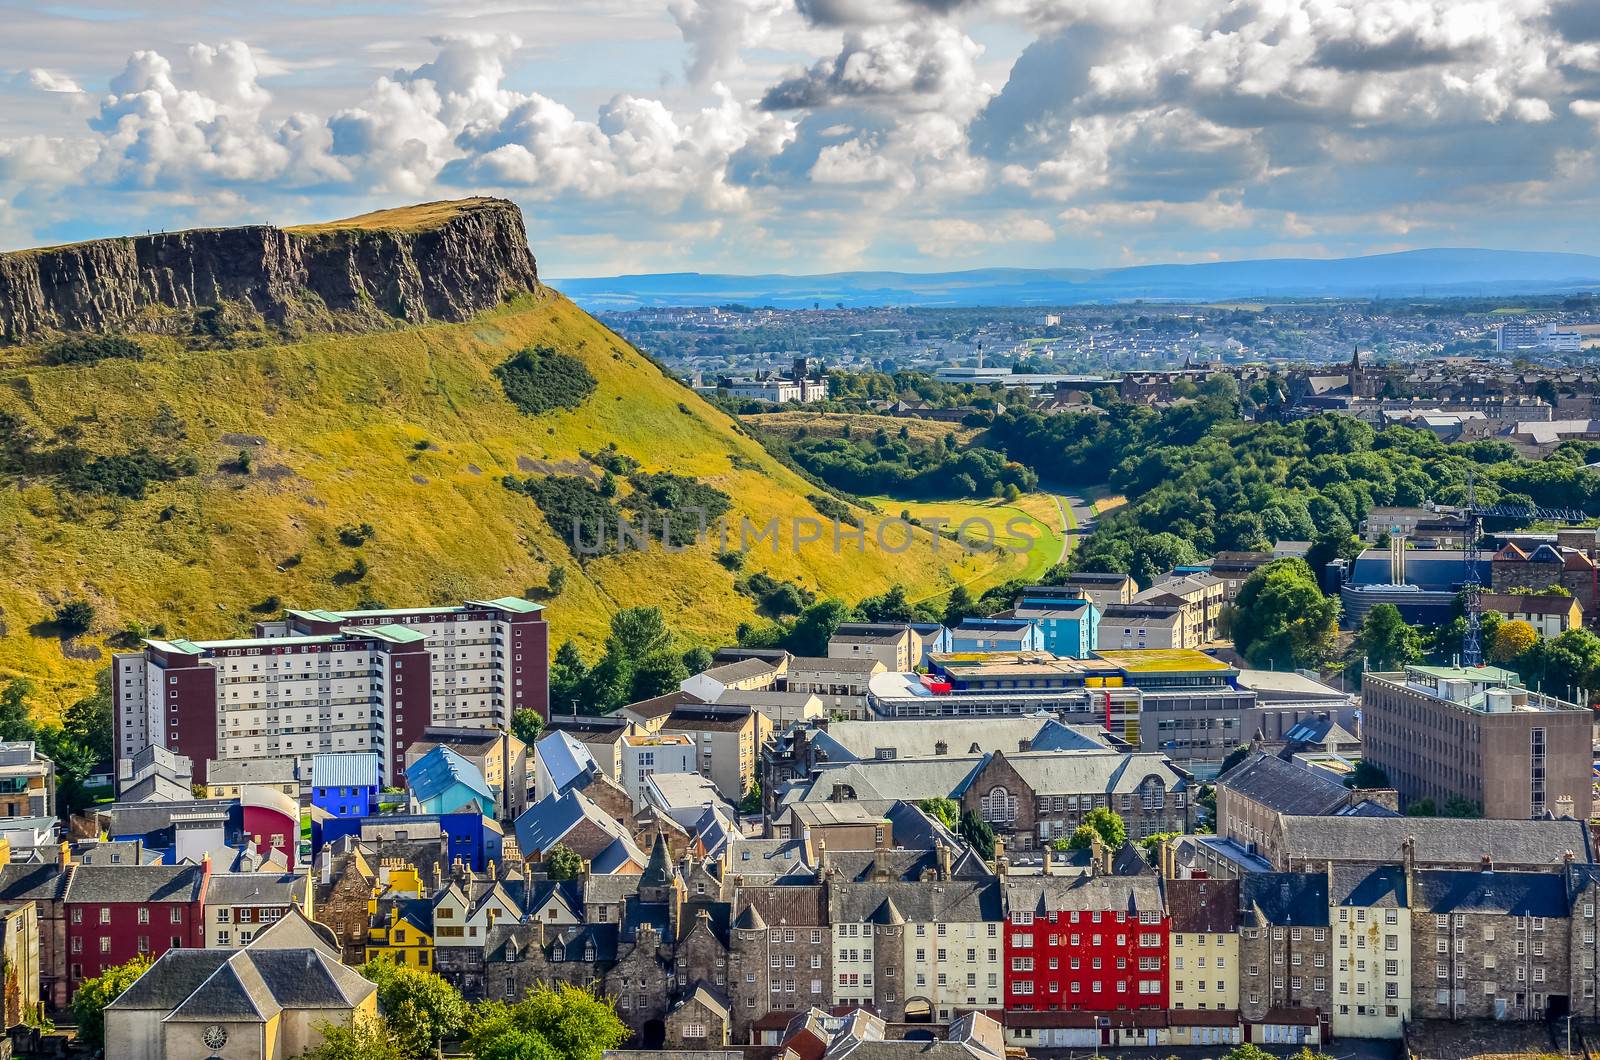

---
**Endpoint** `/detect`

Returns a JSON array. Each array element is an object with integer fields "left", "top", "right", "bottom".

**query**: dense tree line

[{"left": 781, "top": 431, "right": 1036, "bottom": 500}]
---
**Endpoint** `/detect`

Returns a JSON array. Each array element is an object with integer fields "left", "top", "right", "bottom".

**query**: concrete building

[
  {"left": 661, "top": 707, "right": 771, "bottom": 803},
  {"left": 1329, "top": 865, "right": 1410, "bottom": 1038},
  {"left": 112, "top": 597, "right": 549, "bottom": 788},
  {"left": 1362, "top": 665, "right": 1592, "bottom": 819},
  {"left": 620, "top": 732, "right": 697, "bottom": 809},
  {"left": 1097, "top": 603, "right": 1187, "bottom": 650},
  {"left": 828, "top": 624, "right": 922, "bottom": 672},
  {"left": 783, "top": 657, "right": 885, "bottom": 720}
]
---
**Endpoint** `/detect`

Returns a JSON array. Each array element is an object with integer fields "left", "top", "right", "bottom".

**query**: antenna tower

[{"left": 1462, "top": 473, "right": 1484, "bottom": 667}]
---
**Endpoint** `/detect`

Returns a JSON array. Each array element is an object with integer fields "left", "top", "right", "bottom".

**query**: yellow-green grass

[
  {"left": 0, "top": 289, "right": 976, "bottom": 714},
  {"left": 861, "top": 492, "right": 1067, "bottom": 603},
  {"left": 1097, "top": 648, "right": 1230, "bottom": 673},
  {"left": 285, "top": 198, "right": 491, "bottom": 235}
]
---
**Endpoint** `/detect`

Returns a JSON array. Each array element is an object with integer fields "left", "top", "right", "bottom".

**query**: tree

[
  {"left": 546, "top": 565, "right": 568, "bottom": 596},
  {"left": 1081, "top": 807, "right": 1127, "bottom": 849},
  {"left": 918, "top": 797, "right": 960, "bottom": 831},
  {"left": 859, "top": 584, "right": 913, "bottom": 623},
  {"left": 72, "top": 955, "right": 151, "bottom": 1049},
  {"left": 549, "top": 641, "right": 588, "bottom": 714},
  {"left": 784, "top": 598, "right": 856, "bottom": 657},
  {"left": 1064, "top": 825, "right": 1097, "bottom": 850},
  {"left": 1220, "top": 1045, "right": 1277, "bottom": 1060},
  {"left": 958, "top": 809, "right": 995, "bottom": 860},
  {"left": 681, "top": 645, "right": 714, "bottom": 676},
  {"left": 943, "top": 584, "right": 979, "bottom": 626},
  {"left": 1350, "top": 603, "right": 1423, "bottom": 673},
  {"left": 463, "top": 984, "right": 629, "bottom": 1060},
  {"left": 294, "top": 1017, "right": 407, "bottom": 1060},
  {"left": 1442, "top": 796, "right": 1483, "bottom": 819},
  {"left": 54, "top": 599, "right": 95, "bottom": 635},
  {"left": 630, "top": 647, "right": 688, "bottom": 702},
  {"left": 1217, "top": 745, "right": 1251, "bottom": 776},
  {"left": 1406, "top": 797, "right": 1438, "bottom": 817},
  {"left": 360, "top": 957, "right": 468, "bottom": 1059},
  {"left": 1349, "top": 760, "right": 1389, "bottom": 790},
  {"left": 605, "top": 607, "right": 672, "bottom": 661},
  {"left": 1490, "top": 619, "right": 1538, "bottom": 664},
  {"left": 0, "top": 680, "right": 36, "bottom": 743},
  {"left": 739, "top": 777, "right": 762, "bottom": 816},
  {"left": 543, "top": 843, "right": 584, "bottom": 882},
  {"left": 510, "top": 709, "right": 545, "bottom": 747},
  {"left": 1230, "top": 559, "right": 1339, "bottom": 670}
]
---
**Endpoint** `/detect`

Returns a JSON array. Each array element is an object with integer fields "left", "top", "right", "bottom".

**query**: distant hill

[
  {"left": 0, "top": 201, "right": 979, "bottom": 710},
  {"left": 553, "top": 248, "right": 1600, "bottom": 309}
]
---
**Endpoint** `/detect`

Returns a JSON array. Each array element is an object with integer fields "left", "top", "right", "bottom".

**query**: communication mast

[{"left": 1461, "top": 473, "right": 1484, "bottom": 668}]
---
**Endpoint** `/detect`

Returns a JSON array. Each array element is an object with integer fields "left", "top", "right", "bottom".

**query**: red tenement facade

[
  {"left": 64, "top": 863, "right": 208, "bottom": 989},
  {"left": 1004, "top": 877, "right": 1169, "bottom": 1012}
]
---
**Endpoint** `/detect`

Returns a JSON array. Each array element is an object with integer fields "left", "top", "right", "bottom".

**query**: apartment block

[
  {"left": 0, "top": 743, "right": 55, "bottom": 819},
  {"left": 1362, "top": 665, "right": 1592, "bottom": 819},
  {"left": 113, "top": 597, "right": 548, "bottom": 788}
]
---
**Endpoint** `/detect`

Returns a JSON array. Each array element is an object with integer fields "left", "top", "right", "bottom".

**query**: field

[
  {"left": 860, "top": 491, "right": 1069, "bottom": 605},
  {"left": 0, "top": 289, "right": 978, "bottom": 715}
]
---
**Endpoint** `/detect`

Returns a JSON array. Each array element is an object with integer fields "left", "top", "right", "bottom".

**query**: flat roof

[{"left": 1096, "top": 648, "right": 1233, "bottom": 674}]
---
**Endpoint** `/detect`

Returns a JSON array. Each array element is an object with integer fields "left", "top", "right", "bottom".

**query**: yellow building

[
  {"left": 1330, "top": 867, "right": 1410, "bottom": 1039},
  {"left": 365, "top": 865, "right": 434, "bottom": 969},
  {"left": 1167, "top": 878, "right": 1240, "bottom": 1014}
]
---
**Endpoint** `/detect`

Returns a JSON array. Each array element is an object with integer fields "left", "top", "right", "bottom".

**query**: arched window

[
  {"left": 1140, "top": 777, "right": 1166, "bottom": 810},
  {"left": 982, "top": 786, "right": 1016, "bottom": 825}
]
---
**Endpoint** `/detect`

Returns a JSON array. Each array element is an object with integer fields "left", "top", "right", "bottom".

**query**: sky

[{"left": 2, "top": 0, "right": 1600, "bottom": 276}]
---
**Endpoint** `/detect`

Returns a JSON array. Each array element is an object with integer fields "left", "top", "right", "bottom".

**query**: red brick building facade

[{"left": 1004, "top": 876, "right": 1169, "bottom": 1012}]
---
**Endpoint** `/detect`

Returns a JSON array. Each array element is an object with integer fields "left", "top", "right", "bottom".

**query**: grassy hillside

[{"left": 0, "top": 287, "right": 977, "bottom": 715}]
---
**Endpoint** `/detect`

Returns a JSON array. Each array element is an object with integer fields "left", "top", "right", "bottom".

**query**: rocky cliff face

[{"left": 0, "top": 197, "right": 540, "bottom": 343}]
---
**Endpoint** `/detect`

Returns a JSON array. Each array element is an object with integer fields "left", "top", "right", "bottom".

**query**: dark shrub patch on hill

[
  {"left": 43, "top": 335, "right": 144, "bottom": 367},
  {"left": 507, "top": 475, "right": 623, "bottom": 558},
  {"left": 623, "top": 472, "right": 734, "bottom": 547},
  {"left": 494, "top": 345, "right": 597, "bottom": 415}
]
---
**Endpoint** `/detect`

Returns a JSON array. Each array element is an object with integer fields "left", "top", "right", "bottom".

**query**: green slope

[{"left": 0, "top": 287, "right": 974, "bottom": 715}]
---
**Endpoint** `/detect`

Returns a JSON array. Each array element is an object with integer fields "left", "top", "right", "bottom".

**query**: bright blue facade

[
  {"left": 1014, "top": 595, "right": 1101, "bottom": 658},
  {"left": 313, "top": 812, "right": 503, "bottom": 870},
  {"left": 407, "top": 746, "right": 496, "bottom": 817},
  {"left": 310, "top": 752, "right": 380, "bottom": 820}
]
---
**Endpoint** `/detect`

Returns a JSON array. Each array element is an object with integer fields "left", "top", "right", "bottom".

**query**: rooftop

[{"left": 1095, "top": 648, "right": 1232, "bottom": 674}]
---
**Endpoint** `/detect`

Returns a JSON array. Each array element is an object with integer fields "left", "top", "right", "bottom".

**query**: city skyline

[{"left": 2, "top": 1, "right": 1600, "bottom": 275}]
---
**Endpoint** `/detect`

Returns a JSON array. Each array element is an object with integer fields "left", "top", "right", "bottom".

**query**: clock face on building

[{"left": 203, "top": 1025, "right": 229, "bottom": 1048}]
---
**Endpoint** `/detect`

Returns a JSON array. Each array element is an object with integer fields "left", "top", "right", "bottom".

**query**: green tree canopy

[
  {"left": 1351, "top": 603, "right": 1423, "bottom": 672},
  {"left": 464, "top": 984, "right": 630, "bottom": 1060},
  {"left": 72, "top": 955, "right": 152, "bottom": 1049},
  {"left": 293, "top": 1017, "right": 406, "bottom": 1060},
  {"left": 918, "top": 797, "right": 960, "bottom": 830},
  {"left": 360, "top": 957, "right": 468, "bottom": 1059},
  {"left": 958, "top": 809, "right": 995, "bottom": 860},
  {"left": 510, "top": 709, "right": 545, "bottom": 747},
  {"left": 543, "top": 843, "right": 584, "bottom": 882},
  {"left": 1230, "top": 559, "right": 1339, "bottom": 670}
]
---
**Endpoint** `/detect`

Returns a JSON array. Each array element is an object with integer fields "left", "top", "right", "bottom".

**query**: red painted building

[
  {"left": 1003, "top": 875, "right": 1168, "bottom": 1012},
  {"left": 63, "top": 862, "right": 208, "bottom": 993}
]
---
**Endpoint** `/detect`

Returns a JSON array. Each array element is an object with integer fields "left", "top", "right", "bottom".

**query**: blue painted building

[
  {"left": 1013, "top": 594, "right": 1101, "bottom": 658},
  {"left": 309, "top": 752, "right": 380, "bottom": 820},
  {"left": 314, "top": 811, "right": 503, "bottom": 870},
  {"left": 407, "top": 746, "right": 495, "bottom": 817},
  {"left": 948, "top": 616, "right": 1046, "bottom": 654}
]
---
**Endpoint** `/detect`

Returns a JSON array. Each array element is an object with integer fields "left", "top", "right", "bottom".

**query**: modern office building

[
  {"left": 1361, "top": 664, "right": 1592, "bottom": 819},
  {"left": 112, "top": 598, "right": 548, "bottom": 788}
]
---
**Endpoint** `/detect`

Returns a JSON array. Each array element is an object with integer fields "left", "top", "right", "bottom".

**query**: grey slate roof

[
  {"left": 1415, "top": 870, "right": 1570, "bottom": 917},
  {"left": 205, "top": 759, "right": 298, "bottom": 787},
  {"left": 206, "top": 872, "right": 307, "bottom": 907},
  {"left": 105, "top": 950, "right": 233, "bottom": 1010},
  {"left": 1240, "top": 872, "right": 1330, "bottom": 927},
  {"left": 1003, "top": 750, "right": 1190, "bottom": 796},
  {"left": 1277, "top": 815, "right": 1591, "bottom": 867},
  {"left": 1331, "top": 865, "right": 1407, "bottom": 908},
  {"left": 1217, "top": 752, "right": 1348, "bottom": 816},
  {"left": 0, "top": 864, "right": 66, "bottom": 902},
  {"left": 65, "top": 864, "right": 206, "bottom": 904},
  {"left": 801, "top": 757, "right": 987, "bottom": 803},
  {"left": 829, "top": 880, "right": 1001, "bottom": 924},
  {"left": 109, "top": 947, "right": 374, "bottom": 1020},
  {"left": 1004, "top": 874, "right": 1163, "bottom": 916}
]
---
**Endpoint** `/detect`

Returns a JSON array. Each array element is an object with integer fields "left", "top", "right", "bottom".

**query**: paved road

[
  {"left": 1055, "top": 491, "right": 1098, "bottom": 565},
  {"left": 1028, "top": 1040, "right": 1400, "bottom": 1060}
]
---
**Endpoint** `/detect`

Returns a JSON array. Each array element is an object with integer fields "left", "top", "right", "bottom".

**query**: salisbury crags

[{"left": 0, "top": 198, "right": 539, "bottom": 343}]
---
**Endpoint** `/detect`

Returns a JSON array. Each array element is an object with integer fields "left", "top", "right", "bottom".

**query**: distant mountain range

[{"left": 553, "top": 248, "right": 1600, "bottom": 310}]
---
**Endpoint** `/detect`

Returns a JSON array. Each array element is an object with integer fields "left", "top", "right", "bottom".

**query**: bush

[
  {"left": 622, "top": 471, "right": 733, "bottom": 546},
  {"left": 61, "top": 449, "right": 198, "bottom": 499},
  {"left": 808, "top": 492, "right": 861, "bottom": 527},
  {"left": 494, "top": 345, "right": 597, "bottom": 415},
  {"left": 42, "top": 334, "right": 143, "bottom": 366},
  {"left": 338, "top": 522, "right": 376, "bottom": 547},
  {"left": 54, "top": 599, "right": 96, "bottom": 635},
  {"left": 509, "top": 475, "right": 623, "bottom": 558}
]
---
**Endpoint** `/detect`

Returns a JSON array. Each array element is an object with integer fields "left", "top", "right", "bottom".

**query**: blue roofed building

[
  {"left": 534, "top": 731, "right": 601, "bottom": 801},
  {"left": 948, "top": 616, "right": 1045, "bottom": 654},
  {"left": 310, "top": 752, "right": 380, "bottom": 820},
  {"left": 407, "top": 746, "right": 495, "bottom": 817}
]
